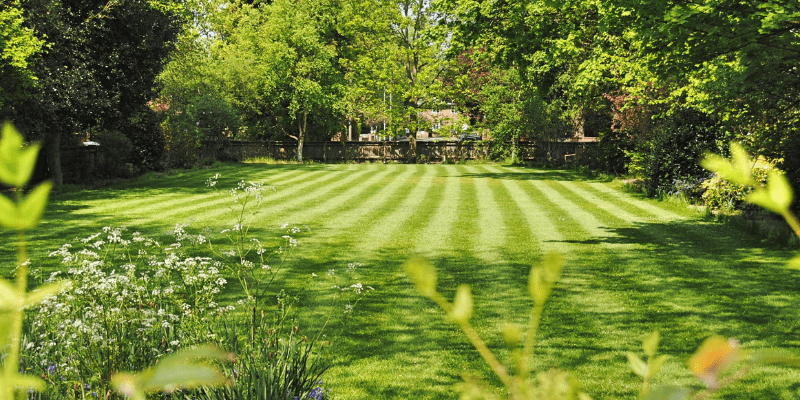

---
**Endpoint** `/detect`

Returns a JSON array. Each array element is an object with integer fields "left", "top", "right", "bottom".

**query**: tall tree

[
  {"left": 213, "top": 0, "right": 345, "bottom": 161},
  {"left": 437, "top": 0, "right": 635, "bottom": 141},
  {"left": 10, "top": 0, "right": 181, "bottom": 185},
  {"left": 384, "top": 0, "right": 450, "bottom": 160},
  {"left": 607, "top": 1, "right": 800, "bottom": 145}
]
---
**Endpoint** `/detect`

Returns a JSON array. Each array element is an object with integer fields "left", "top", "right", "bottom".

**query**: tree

[
  {"left": 437, "top": 0, "right": 635, "bottom": 144},
  {"left": 210, "top": 0, "right": 345, "bottom": 161},
  {"left": 8, "top": 0, "right": 181, "bottom": 185},
  {"left": 382, "top": 0, "right": 450, "bottom": 160},
  {"left": 604, "top": 0, "right": 800, "bottom": 194},
  {"left": 0, "top": 2, "right": 44, "bottom": 114}
]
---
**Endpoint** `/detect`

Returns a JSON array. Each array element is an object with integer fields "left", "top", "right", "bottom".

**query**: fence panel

[{"left": 207, "top": 140, "right": 595, "bottom": 163}]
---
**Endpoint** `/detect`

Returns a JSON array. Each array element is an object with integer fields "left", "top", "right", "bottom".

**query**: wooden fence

[{"left": 204, "top": 140, "right": 596, "bottom": 164}]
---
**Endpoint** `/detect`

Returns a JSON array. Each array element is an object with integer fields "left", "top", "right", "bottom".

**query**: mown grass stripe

[
  {"left": 586, "top": 181, "right": 687, "bottom": 221},
  {"left": 412, "top": 165, "right": 460, "bottom": 257},
  {"left": 271, "top": 165, "right": 395, "bottom": 228},
  {"left": 78, "top": 168, "right": 337, "bottom": 227},
  {"left": 529, "top": 180, "right": 613, "bottom": 241},
  {"left": 180, "top": 167, "right": 372, "bottom": 226},
  {"left": 555, "top": 180, "right": 644, "bottom": 224},
  {"left": 69, "top": 167, "right": 306, "bottom": 217},
  {"left": 355, "top": 165, "right": 439, "bottom": 254},
  {"left": 482, "top": 165, "right": 567, "bottom": 255},
  {"left": 309, "top": 165, "right": 413, "bottom": 238},
  {"left": 572, "top": 181, "right": 658, "bottom": 221},
  {"left": 464, "top": 165, "right": 507, "bottom": 263}
]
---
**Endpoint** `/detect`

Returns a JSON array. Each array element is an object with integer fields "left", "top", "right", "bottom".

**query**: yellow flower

[{"left": 689, "top": 336, "right": 739, "bottom": 389}]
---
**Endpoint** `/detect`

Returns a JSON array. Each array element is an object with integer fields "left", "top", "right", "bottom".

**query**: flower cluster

[{"left": 23, "top": 227, "right": 230, "bottom": 396}]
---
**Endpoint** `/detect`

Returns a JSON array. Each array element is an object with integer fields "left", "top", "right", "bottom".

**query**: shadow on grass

[
  {"left": 6, "top": 164, "right": 800, "bottom": 400},
  {"left": 54, "top": 163, "right": 339, "bottom": 197},
  {"left": 283, "top": 222, "right": 800, "bottom": 399},
  {"left": 547, "top": 219, "right": 800, "bottom": 352},
  {"left": 456, "top": 166, "right": 607, "bottom": 183}
]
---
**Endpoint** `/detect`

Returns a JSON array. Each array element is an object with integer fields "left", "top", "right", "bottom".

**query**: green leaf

[
  {"left": 746, "top": 189, "right": 779, "bottom": 214},
  {"left": 643, "top": 330, "right": 660, "bottom": 358},
  {"left": 0, "top": 123, "right": 39, "bottom": 188},
  {"left": 647, "top": 355, "right": 669, "bottom": 380},
  {"left": 701, "top": 144, "right": 757, "bottom": 187},
  {"left": 0, "top": 279, "right": 23, "bottom": 310},
  {"left": 24, "top": 281, "right": 67, "bottom": 307},
  {"left": 766, "top": 171, "right": 793, "bottom": 212},
  {"left": 0, "top": 194, "right": 17, "bottom": 230},
  {"left": 749, "top": 349, "right": 800, "bottom": 367},
  {"left": 140, "top": 364, "right": 229, "bottom": 393},
  {"left": 502, "top": 323, "right": 523, "bottom": 347},
  {"left": 730, "top": 142, "right": 753, "bottom": 183},
  {"left": 10, "top": 374, "right": 45, "bottom": 391},
  {"left": 448, "top": 284, "right": 473, "bottom": 324},
  {"left": 0, "top": 122, "right": 24, "bottom": 187},
  {"left": 111, "top": 345, "right": 232, "bottom": 399},
  {"left": 528, "top": 252, "right": 564, "bottom": 306},
  {"left": 627, "top": 352, "right": 648, "bottom": 377},
  {"left": 404, "top": 257, "right": 438, "bottom": 298},
  {"left": 700, "top": 153, "right": 735, "bottom": 178},
  {"left": 15, "top": 144, "right": 40, "bottom": 188},
  {"left": 111, "top": 372, "right": 146, "bottom": 400},
  {"left": 17, "top": 181, "right": 52, "bottom": 230},
  {"left": 746, "top": 172, "right": 793, "bottom": 215}
]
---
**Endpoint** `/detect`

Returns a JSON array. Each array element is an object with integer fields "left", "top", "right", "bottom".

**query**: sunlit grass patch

[{"left": 3, "top": 164, "right": 800, "bottom": 400}]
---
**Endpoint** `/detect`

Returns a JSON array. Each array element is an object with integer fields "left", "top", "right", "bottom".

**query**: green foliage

[
  {"left": 6, "top": 0, "right": 181, "bottom": 185},
  {"left": 703, "top": 141, "right": 800, "bottom": 261},
  {"left": 700, "top": 156, "right": 777, "bottom": 211},
  {"left": 199, "top": 333, "right": 329, "bottom": 400},
  {"left": 93, "top": 129, "right": 135, "bottom": 178},
  {"left": 0, "top": 123, "right": 50, "bottom": 229},
  {"left": 586, "top": 130, "right": 635, "bottom": 175},
  {"left": 0, "top": 122, "right": 223, "bottom": 400},
  {"left": 640, "top": 108, "right": 728, "bottom": 197},
  {"left": 111, "top": 346, "right": 233, "bottom": 400},
  {"left": 0, "top": 3, "right": 44, "bottom": 110},
  {"left": 22, "top": 226, "right": 230, "bottom": 398}
]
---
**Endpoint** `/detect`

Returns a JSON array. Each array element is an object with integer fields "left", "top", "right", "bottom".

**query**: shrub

[
  {"left": 160, "top": 92, "right": 241, "bottom": 168},
  {"left": 124, "top": 108, "right": 167, "bottom": 172},
  {"left": 641, "top": 108, "right": 730, "bottom": 197},
  {"left": 587, "top": 129, "right": 634, "bottom": 175},
  {"left": 93, "top": 129, "right": 135, "bottom": 178},
  {"left": 701, "top": 156, "right": 779, "bottom": 211}
]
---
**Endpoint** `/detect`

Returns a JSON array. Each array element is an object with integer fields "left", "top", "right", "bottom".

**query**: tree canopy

[{"left": 1, "top": 0, "right": 797, "bottom": 193}]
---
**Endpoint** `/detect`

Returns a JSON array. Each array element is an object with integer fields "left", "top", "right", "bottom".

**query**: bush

[
  {"left": 641, "top": 108, "right": 729, "bottom": 197},
  {"left": 94, "top": 129, "right": 135, "bottom": 178},
  {"left": 161, "top": 92, "right": 241, "bottom": 167},
  {"left": 124, "top": 108, "right": 167, "bottom": 172},
  {"left": 586, "top": 129, "right": 634, "bottom": 175},
  {"left": 701, "top": 156, "right": 779, "bottom": 211}
]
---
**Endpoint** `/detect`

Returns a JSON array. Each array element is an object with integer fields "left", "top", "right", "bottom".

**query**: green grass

[{"left": 3, "top": 163, "right": 800, "bottom": 400}]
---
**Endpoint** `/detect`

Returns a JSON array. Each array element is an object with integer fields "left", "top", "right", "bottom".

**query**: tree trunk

[
  {"left": 296, "top": 112, "right": 307, "bottom": 162},
  {"left": 408, "top": 109, "right": 418, "bottom": 163},
  {"left": 409, "top": 132, "right": 417, "bottom": 163},
  {"left": 45, "top": 130, "right": 63, "bottom": 187}
]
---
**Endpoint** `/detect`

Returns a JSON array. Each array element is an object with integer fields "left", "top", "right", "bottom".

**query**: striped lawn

[{"left": 4, "top": 163, "right": 800, "bottom": 400}]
